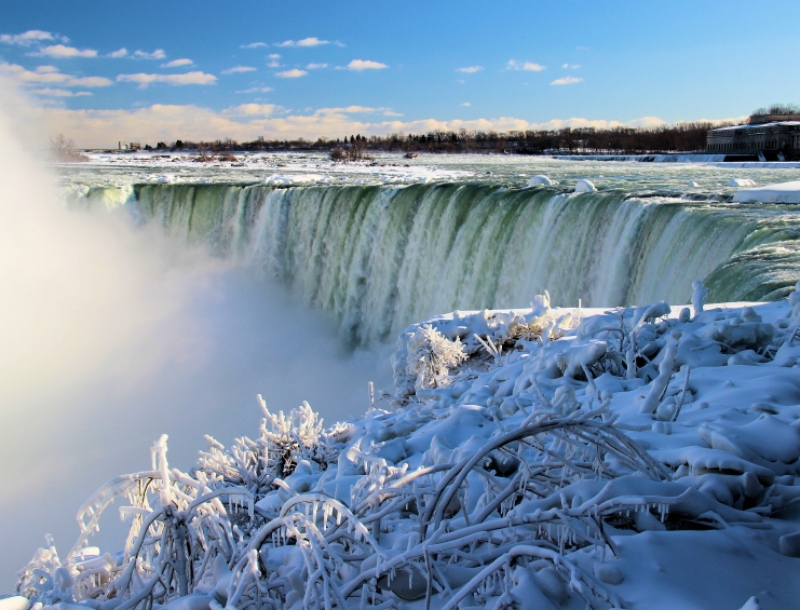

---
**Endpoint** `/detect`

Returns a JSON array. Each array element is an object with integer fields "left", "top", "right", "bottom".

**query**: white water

[{"left": 124, "top": 182, "right": 800, "bottom": 345}]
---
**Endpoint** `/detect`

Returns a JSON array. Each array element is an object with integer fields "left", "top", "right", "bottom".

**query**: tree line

[
  {"left": 142, "top": 122, "right": 725, "bottom": 156},
  {"left": 748, "top": 104, "right": 800, "bottom": 123}
]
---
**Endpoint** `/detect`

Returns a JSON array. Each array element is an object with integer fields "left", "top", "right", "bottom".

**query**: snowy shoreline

[
  {"left": 72, "top": 150, "right": 800, "bottom": 170},
  {"left": 9, "top": 284, "right": 800, "bottom": 609}
]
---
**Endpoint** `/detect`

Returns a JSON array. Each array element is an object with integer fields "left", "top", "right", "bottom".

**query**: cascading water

[{"left": 121, "top": 182, "right": 800, "bottom": 344}]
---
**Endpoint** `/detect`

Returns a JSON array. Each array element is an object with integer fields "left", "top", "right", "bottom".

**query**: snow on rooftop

[{"left": 710, "top": 121, "right": 800, "bottom": 132}]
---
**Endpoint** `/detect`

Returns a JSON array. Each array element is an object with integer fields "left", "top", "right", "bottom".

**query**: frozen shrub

[
  {"left": 406, "top": 323, "right": 467, "bottom": 389},
  {"left": 258, "top": 395, "right": 326, "bottom": 475}
]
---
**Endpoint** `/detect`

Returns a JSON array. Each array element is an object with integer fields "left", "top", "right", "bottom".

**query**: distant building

[{"left": 707, "top": 115, "right": 800, "bottom": 161}]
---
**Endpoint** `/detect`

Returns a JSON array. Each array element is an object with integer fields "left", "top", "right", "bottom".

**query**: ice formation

[
  {"left": 14, "top": 281, "right": 800, "bottom": 609},
  {"left": 732, "top": 180, "right": 800, "bottom": 204},
  {"left": 574, "top": 179, "right": 597, "bottom": 192},
  {"left": 727, "top": 178, "right": 757, "bottom": 187},
  {"left": 527, "top": 175, "right": 554, "bottom": 187}
]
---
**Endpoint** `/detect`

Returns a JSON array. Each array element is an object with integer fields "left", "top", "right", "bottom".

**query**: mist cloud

[{"left": 0, "top": 79, "right": 388, "bottom": 590}]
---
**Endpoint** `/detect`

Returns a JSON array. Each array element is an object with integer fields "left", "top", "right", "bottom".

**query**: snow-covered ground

[{"left": 9, "top": 283, "right": 800, "bottom": 610}]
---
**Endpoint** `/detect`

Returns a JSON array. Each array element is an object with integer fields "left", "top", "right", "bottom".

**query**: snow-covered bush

[
  {"left": 15, "top": 282, "right": 800, "bottom": 609},
  {"left": 257, "top": 395, "right": 327, "bottom": 475},
  {"left": 405, "top": 323, "right": 467, "bottom": 389}
]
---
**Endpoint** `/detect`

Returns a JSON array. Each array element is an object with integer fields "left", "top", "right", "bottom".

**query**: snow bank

[
  {"left": 0, "top": 597, "right": 29, "bottom": 610},
  {"left": 14, "top": 282, "right": 800, "bottom": 609},
  {"left": 575, "top": 178, "right": 597, "bottom": 192},
  {"left": 732, "top": 180, "right": 800, "bottom": 204}
]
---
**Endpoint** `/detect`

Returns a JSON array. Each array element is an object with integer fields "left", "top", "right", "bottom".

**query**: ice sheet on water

[{"left": 732, "top": 180, "right": 800, "bottom": 204}]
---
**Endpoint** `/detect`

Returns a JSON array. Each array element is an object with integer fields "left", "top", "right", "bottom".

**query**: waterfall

[{"left": 123, "top": 182, "right": 799, "bottom": 344}]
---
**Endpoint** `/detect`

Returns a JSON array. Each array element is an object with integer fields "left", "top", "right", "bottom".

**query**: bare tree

[{"left": 50, "top": 134, "right": 87, "bottom": 162}]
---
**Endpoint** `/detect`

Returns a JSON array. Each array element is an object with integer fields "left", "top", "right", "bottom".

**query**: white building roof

[{"left": 710, "top": 121, "right": 800, "bottom": 133}]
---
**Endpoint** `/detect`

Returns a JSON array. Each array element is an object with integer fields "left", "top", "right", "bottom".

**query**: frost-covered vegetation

[{"left": 10, "top": 282, "right": 800, "bottom": 610}]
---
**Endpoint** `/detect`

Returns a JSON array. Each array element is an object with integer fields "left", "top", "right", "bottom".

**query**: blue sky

[{"left": 2, "top": 0, "right": 799, "bottom": 147}]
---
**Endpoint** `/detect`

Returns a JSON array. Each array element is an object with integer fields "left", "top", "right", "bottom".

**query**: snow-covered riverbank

[{"left": 11, "top": 283, "right": 800, "bottom": 610}]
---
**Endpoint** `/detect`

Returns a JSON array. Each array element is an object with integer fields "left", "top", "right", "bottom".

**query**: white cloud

[
  {"left": 109, "top": 48, "right": 128, "bottom": 58},
  {"left": 266, "top": 54, "right": 282, "bottom": 68},
  {"left": 162, "top": 58, "right": 194, "bottom": 68},
  {"left": 69, "top": 76, "right": 113, "bottom": 87},
  {"left": 133, "top": 49, "right": 166, "bottom": 60},
  {"left": 236, "top": 86, "right": 274, "bottom": 94},
  {"left": 0, "top": 30, "right": 61, "bottom": 46},
  {"left": 1, "top": 62, "right": 67, "bottom": 84},
  {"left": 338, "top": 105, "right": 376, "bottom": 113},
  {"left": 32, "top": 88, "right": 92, "bottom": 97},
  {"left": 116, "top": 71, "right": 217, "bottom": 88},
  {"left": 241, "top": 42, "right": 267, "bottom": 49},
  {"left": 223, "top": 103, "right": 278, "bottom": 117},
  {"left": 0, "top": 62, "right": 111, "bottom": 86},
  {"left": 35, "top": 45, "right": 98, "bottom": 58},
  {"left": 306, "top": 63, "right": 328, "bottom": 69},
  {"left": 460, "top": 102, "right": 471, "bottom": 107},
  {"left": 277, "top": 37, "right": 329, "bottom": 47},
  {"left": 561, "top": 63, "right": 580, "bottom": 69},
  {"left": 551, "top": 76, "right": 583, "bottom": 86},
  {"left": 456, "top": 66, "right": 482, "bottom": 73},
  {"left": 347, "top": 59, "right": 388, "bottom": 71},
  {"left": 507, "top": 60, "right": 545, "bottom": 72},
  {"left": 275, "top": 69, "right": 307, "bottom": 78},
  {"left": 625, "top": 116, "right": 668, "bottom": 129},
  {"left": 36, "top": 103, "right": 680, "bottom": 149},
  {"left": 314, "top": 105, "right": 401, "bottom": 117},
  {"left": 222, "top": 65, "right": 256, "bottom": 75}
]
